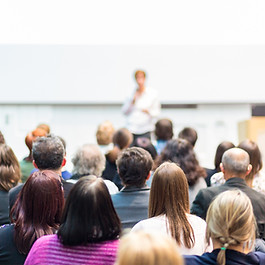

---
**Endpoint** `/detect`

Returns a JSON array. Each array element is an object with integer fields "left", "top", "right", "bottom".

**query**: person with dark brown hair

[
  {"left": 238, "top": 139, "right": 265, "bottom": 194},
  {"left": 178, "top": 127, "right": 198, "bottom": 147},
  {"left": 0, "top": 170, "right": 64, "bottom": 264},
  {"left": 102, "top": 128, "right": 133, "bottom": 189},
  {"left": 205, "top": 141, "right": 235, "bottom": 186},
  {"left": 0, "top": 144, "right": 21, "bottom": 226},
  {"left": 155, "top": 139, "right": 207, "bottom": 207},
  {"left": 111, "top": 147, "right": 153, "bottom": 229},
  {"left": 25, "top": 176, "right": 121, "bottom": 265},
  {"left": 153, "top": 118, "right": 174, "bottom": 155},
  {"left": 132, "top": 162, "right": 210, "bottom": 255}
]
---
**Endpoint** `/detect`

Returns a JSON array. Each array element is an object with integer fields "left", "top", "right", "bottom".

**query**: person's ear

[
  {"left": 246, "top": 164, "right": 252, "bottom": 175},
  {"left": 146, "top": 171, "right": 151, "bottom": 180},
  {"left": 33, "top": 160, "right": 38, "bottom": 169},
  {"left": 220, "top": 163, "right": 224, "bottom": 173},
  {"left": 61, "top": 157, "right": 66, "bottom": 167}
]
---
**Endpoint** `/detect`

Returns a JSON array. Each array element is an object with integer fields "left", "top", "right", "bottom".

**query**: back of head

[
  {"left": 214, "top": 141, "right": 235, "bottom": 170},
  {"left": 221, "top": 148, "right": 250, "bottom": 176},
  {"left": 37, "top": 123, "right": 51, "bottom": 134},
  {"left": 116, "top": 231, "right": 183, "bottom": 265},
  {"left": 0, "top": 144, "right": 21, "bottom": 191},
  {"left": 32, "top": 135, "right": 65, "bottom": 170},
  {"left": 116, "top": 147, "right": 153, "bottom": 187},
  {"left": 25, "top": 128, "right": 47, "bottom": 153},
  {"left": 155, "top": 119, "right": 173, "bottom": 140},
  {"left": 156, "top": 139, "right": 206, "bottom": 186},
  {"left": 238, "top": 139, "right": 262, "bottom": 179},
  {"left": 96, "top": 121, "right": 115, "bottom": 145},
  {"left": 149, "top": 162, "right": 194, "bottom": 248},
  {"left": 113, "top": 128, "right": 133, "bottom": 149},
  {"left": 206, "top": 189, "right": 256, "bottom": 265},
  {"left": 133, "top": 137, "right": 157, "bottom": 160},
  {"left": 72, "top": 144, "right": 106, "bottom": 177},
  {"left": 12, "top": 170, "right": 64, "bottom": 254},
  {"left": 58, "top": 176, "right": 121, "bottom": 246},
  {"left": 178, "top": 127, "right": 198, "bottom": 147}
]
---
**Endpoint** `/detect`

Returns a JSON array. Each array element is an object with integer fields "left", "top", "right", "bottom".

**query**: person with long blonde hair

[
  {"left": 185, "top": 189, "right": 265, "bottom": 265},
  {"left": 132, "top": 162, "right": 211, "bottom": 255},
  {"left": 115, "top": 231, "right": 183, "bottom": 265}
]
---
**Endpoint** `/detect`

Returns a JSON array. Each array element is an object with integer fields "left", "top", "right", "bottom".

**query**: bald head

[{"left": 221, "top": 148, "right": 251, "bottom": 177}]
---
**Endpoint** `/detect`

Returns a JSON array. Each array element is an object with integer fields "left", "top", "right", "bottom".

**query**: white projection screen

[{"left": 1, "top": 45, "right": 265, "bottom": 104}]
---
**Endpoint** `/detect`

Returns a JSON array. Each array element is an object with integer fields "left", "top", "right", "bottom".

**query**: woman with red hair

[{"left": 0, "top": 170, "right": 64, "bottom": 264}]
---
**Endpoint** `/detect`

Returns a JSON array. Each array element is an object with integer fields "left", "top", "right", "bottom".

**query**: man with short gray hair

[{"left": 191, "top": 148, "right": 265, "bottom": 238}]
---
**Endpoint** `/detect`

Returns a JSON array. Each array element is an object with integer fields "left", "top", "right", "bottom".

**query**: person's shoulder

[
  {"left": 187, "top": 214, "right": 207, "bottom": 225},
  {"left": 248, "top": 251, "right": 265, "bottom": 263},
  {"left": 9, "top": 183, "right": 24, "bottom": 194},
  {"left": 33, "top": 234, "right": 58, "bottom": 247},
  {"left": 0, "top": 224, "right": 14, "bottom": 235},
  {"left": 131, "top": 216, "right": 166, "bottom": 232}
]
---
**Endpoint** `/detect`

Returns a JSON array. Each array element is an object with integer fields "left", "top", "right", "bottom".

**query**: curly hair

[
  {"left": 155, "top": 139, "right": 206, "bottom": 186},
  {"left": 116, "top": 147, "right": 153, "bottom": 187}
]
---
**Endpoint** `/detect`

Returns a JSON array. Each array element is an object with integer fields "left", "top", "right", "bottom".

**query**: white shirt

[
  {"left": 131, "top": 214, "right": 212, "bottom": 255},
  {"left": 122, "top": 87, "right": 160, "bottom": 134}
]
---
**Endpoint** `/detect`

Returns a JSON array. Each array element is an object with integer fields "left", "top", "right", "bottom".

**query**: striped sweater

[{"left": 24, "top": 234, "right": 119, "bottom": 265}]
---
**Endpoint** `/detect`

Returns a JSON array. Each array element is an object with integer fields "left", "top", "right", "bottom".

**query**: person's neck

[
  {"left": 138, "top": 85, "right": 145, "bottom": 93},
  {"left": 213, "top": 240, "right": 250, "bottom": 254},
  {"left": 224, "top": 174, "right": 245, "bottom": 181}
]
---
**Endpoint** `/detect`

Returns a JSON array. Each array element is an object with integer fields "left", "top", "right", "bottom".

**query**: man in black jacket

[{"left": 191, "top": 147, "right": 265, "bottom": 238}]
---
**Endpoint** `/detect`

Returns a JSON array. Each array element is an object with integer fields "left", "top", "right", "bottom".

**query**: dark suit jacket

[
  {"left": 191, "top": 177, "right": 265, "bottom": 238},
  {"left": 111, "top": 185, "right": 150, "bottom": 230}
]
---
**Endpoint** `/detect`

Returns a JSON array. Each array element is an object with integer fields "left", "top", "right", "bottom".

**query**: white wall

[{"left": 1, "top": 45, "right": 265, "bottom": 104}]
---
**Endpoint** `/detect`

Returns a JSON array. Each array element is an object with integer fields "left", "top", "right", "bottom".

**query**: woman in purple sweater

[{"left": 25, "top": 175, "right": 121, "bottom": 265}]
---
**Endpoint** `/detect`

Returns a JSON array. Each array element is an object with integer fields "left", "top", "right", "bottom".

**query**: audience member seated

[
  {"left": 30, "top": 136, "right": 72, "bottom": 180},
  {"left": 178, "top": 127, "right": 198, "bottom": 147},
  {"left": 116, "top": 231, "right": 183, "bottom": 265},
  {"left": 111, "top": 147, "right": 153, "bottom": 229},
  {"left": 0, "top": 170, "right": 64, "bottom": 265},
  {"left": 155, "top": 139, "right": 206, "bottom": 208},
  {"left": 185, "top": 190, "right": 265, "bottom": 264},
  {"left": 0, "top": 144, "right": 21, "bottom": 226},
  {"left": 205, "top": 141, "right": 235, "bottom": 186},
  {"left": 25, "top": 176, "right": 121, "bottom": 265},
  {"left": 132, "top": 162, "right": 211, "bottom": 255},
  {"left": 96, "top": 120, "right": 115, "bottom": 155},
  {"left": 153, "top": 118, "right": 174, "bottom": 155},
  {"left": 9, "top": 135, "right": 74, "bottom": 209},
  {"left": 191, "top": 148, "right": 265, "bottom": 239},
  {"left": 102, "top": 128, "right": 133, "bottom": 188},
  {"left": 210, "top": 140, "right": 265, "bottom": 194},
  {"left": 238, "top": 139, "right": 265, "bottom": 195},
  {"left": 19, "top": 128, "right": 47, "bottom": 182},
  {"left": 69, "top": 144, "right": 118, "bottom": 194},
  {"left": 211, "top": 139, "right": 265, "bottom": 191}
]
